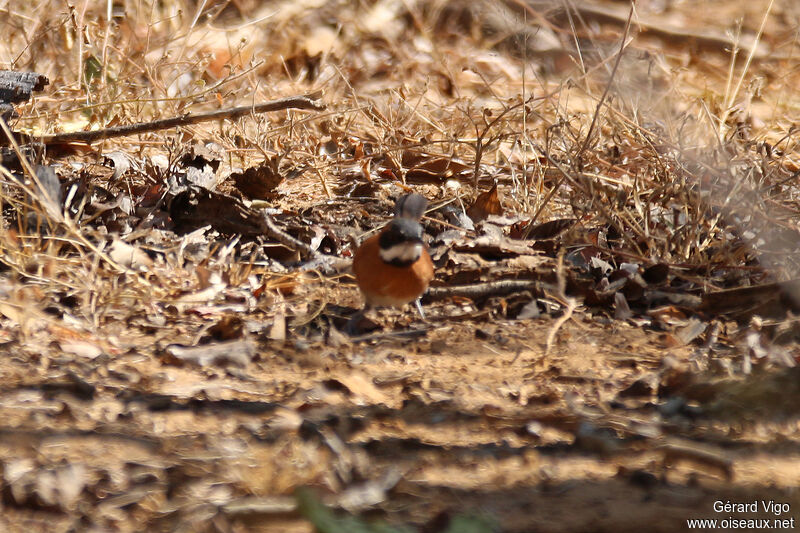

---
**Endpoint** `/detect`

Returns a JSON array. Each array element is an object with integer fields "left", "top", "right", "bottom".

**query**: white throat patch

[{"left": 380, "top": 242, "right": 422, "bottom": 264}]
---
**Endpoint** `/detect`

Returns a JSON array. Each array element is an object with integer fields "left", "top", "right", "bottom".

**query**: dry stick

[
  {"left": 658, "top": 437, "right": 733, "bottom": 479},
  {"left": 259, "top": 212, "right": 319, "bottom": 260},
  {"left": 23, "top": 60, "right": 265, "bottom": 124},
  {"left": 546, "top": 297, "right": 575, "bottom": 354},
  {"left": 522, "top": 168, "right": 567, "bottom": 237},
  {"left": 576, "top": 2, "right": 634, "bottom": 159},
  {"left": 523, "top": 7, "right": 634, "bottom": 237},
  {"left": 18, "top": 96, "right": 326, "bottom": 146},
  {"left": 545, "top": 250, "right": 575, "bottom": 354},
  {"left": 718, "top": 0, "right": 774, "bottom": 139},
  {"left": 471, "top": 96, "right": 534, "bottom": 190},
  {"left": 524, "top": 0, "right": 773, "bottom": 61},
  {"left": 426, "top": 279, "right": 542, "bottom": 301},
  {"left": 259, "top": 212, "right": 348, "bottom": 272}
]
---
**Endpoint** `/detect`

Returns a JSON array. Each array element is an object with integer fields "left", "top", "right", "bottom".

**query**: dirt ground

[{"left": 2, "top": 0, "right": 800, "bottom": 532}]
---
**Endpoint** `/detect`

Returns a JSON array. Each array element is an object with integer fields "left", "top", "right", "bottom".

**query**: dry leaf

[
  {"left": 466, "top": 183, "right": 502, "bottom": 223},
  {"left": 108, "top": 239, "right": 153, "bottom": 270},
  {"left": 231, "top": 157, "right": 284, "bottom": 200}
]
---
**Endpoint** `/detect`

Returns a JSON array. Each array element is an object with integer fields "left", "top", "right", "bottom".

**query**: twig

[
  {"left": 520, "top": 1, "right": 773, "bottom": 61},
  {"left": 577, "top": 2, "right": 634, "bottom": 159},
  {"left": 9, "top": 95, "right": 325, "bottom": 146},
  {"left": 718, "top": 0, "right": 775, "bottom": 139},
  {"left": 258, "top": 211, "right": 349, "bottom": 273},
  {"left": 545, "top": 250, "right": 575, "bottom": 354},
  {"left": 259, "top": 211, "right": 319, "bottom": 260},
  {"left": 545, "top": 297, "right": 575, "bottom": 354},
  {"left": 470, "top": 96, "right": 535, "bottom": 190},
  {"left": 528, "top": 139, "right": 647, "bottom": 253},
  {"left": 426, "top": 280, "right": 542, "bottom": 301}
]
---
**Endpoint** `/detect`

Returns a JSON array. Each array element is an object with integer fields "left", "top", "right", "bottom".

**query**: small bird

[{"left": 350, "top": 193, "right": 434, "bottom": 329}]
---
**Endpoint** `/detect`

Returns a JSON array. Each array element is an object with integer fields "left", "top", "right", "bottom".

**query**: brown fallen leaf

[
  {"left": 401, "top": 149, "right": 471, "bottom": 183},
  {"left": 466, "top": 183, "right": 503, "bottom": 223},
  {"left": 230, "top": 156, "right": 283, "bottom": 200}
]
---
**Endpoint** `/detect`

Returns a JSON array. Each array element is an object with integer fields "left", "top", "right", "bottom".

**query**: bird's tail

[{"left": 394, "top": 193, "right": 427, "bottom": 220}]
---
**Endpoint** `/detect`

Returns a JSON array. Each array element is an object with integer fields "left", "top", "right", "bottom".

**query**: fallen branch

[
  {"left": 9, "top": 95, "right": 325, "bottom": 146},
  {"left": 260, "top": 211, "right": 350, "bottom": 275},
  {"left": 426, "top": 279, "right": 542, "bottom": 300},
  {"left": 260, "top": 211, "right": 320, "bottom": 260},
  {"left": 511, "top": 1, "right": 774, "bottom": 60}
]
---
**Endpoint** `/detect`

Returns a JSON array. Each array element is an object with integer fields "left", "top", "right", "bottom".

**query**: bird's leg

[
  {"left": 345, "top": 304, "right": 372, "bottom": 336},
  {"left": 415, "top": 298, "right": 426, "bottom": 320}
]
